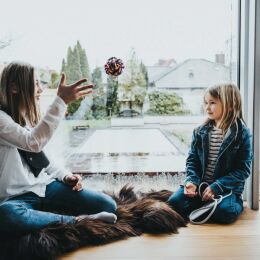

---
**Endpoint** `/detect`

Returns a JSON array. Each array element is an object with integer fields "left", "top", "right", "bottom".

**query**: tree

[
  {"left": 119, "top": 49, "right": 147, "bottom": 113},
  {"left": 140, "top": 62, "right": 149, "bottom": 88},
  {"left": 91, "top": 67, "right": 106, "bottom": 119},
  {"left": 106, "top": 76, "right": 119, "bottom": 116},
  {"left": 65, "top": 46, "right": 82, "bottom": 115},
  {"left": 61, "top": 41, "right": 91, "bottom": 116},
  {"left": 50, "top": 71, "right": 59, "bottom": 89},
  {"left": 0, "top": 37, "right": 12, "bottom": 50},
  {"left": 76, "top": 41, "right": 91, "bottom": 81},
  {"left": 147, "top": 91, "right": 188, "bottom": 115},
  {"left": 67, "top": 99, "right": 82, "bottom": 115},
  {"left": 61, "top": 59, "right": 66, "bottom": 74},
  {"left": 121, "top": 50, "right": 146, "bottom": 88},
  {"left": 65, "top": 47, "right": 74, "bottom": 83},
  {"left": 63, "top": 46, "right": 82, "bottom": 84}
]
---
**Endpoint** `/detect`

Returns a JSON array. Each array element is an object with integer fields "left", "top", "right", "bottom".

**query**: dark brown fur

[{"left": 0, "top": 185, "right": 185, "bottom": 260}]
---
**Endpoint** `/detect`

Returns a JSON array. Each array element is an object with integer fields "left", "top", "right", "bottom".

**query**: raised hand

[{"left": 57, "top": 73, "right": 93, "bottom": 104}]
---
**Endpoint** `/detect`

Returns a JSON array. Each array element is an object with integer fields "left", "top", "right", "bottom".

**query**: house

[
  {"left": 146, "top": 58, "right": 230, "bottom": 115},
  {"left": 99, "top": 58, "right": 230, "bottom": 115}
]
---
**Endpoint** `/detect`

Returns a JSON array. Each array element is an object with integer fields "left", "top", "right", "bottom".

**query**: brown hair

[
  {"left": 203, "top": 83, "right": 245, "bottom": 134},
  {"left": 0, "top": 62, "right": 40, "bottom": 126}
]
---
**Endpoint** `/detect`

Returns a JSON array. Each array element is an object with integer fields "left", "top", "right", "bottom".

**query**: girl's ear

[{"left": 11, "top": 83, "right": 19, "bottom": 94}]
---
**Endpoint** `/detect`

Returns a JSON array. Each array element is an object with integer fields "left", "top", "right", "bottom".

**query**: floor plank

[{"left": 60, "top": 207, "right": 260, "bottom": 260}]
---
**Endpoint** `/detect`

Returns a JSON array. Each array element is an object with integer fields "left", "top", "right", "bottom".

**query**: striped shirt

[{"left": 203, "top": 127, "right": 224, "bottom": 183}]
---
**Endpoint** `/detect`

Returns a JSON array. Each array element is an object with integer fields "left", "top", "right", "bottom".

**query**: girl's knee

[
  {"left": 0, "top": 202, "right": 29, "bottom": 234},
  {"left": 168, "top": 194, "right": 181, "bottom": 209},
  {"left": 212, "top": 195, "right": 243, "bottom": 224},
  {"left": 213, "top": 206, "right": 240, "bottom": 224},
  {"left": 98, "top": 193, "right": 117, "bottom": 213},
  {"left": 0, "top": 201, "right": 27, "bottom": 217},
  {"left": 167, "top": 187, "right": 186, "bottom": 210},
  {"left": 106, "top": 197, "right": 117, "bottom": 213}
]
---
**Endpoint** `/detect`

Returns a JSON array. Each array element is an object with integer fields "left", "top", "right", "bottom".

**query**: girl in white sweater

[{"left": 0, "top": 62, "right": 117, "bottom": 235}]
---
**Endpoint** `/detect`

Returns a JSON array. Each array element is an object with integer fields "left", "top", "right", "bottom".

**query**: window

[
  {"left": 240, "top": 0, "right": 260, "bottom": 208},
  {"left": 0, "top": 0, "right": 240, "bottom": 191},
  {"left": 188, "top": 69, "right": 194, "bottom": 78}
]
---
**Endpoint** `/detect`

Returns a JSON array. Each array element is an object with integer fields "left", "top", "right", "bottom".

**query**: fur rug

[{"left": 0, "top": 186, "right": 186, "bottom": 260}]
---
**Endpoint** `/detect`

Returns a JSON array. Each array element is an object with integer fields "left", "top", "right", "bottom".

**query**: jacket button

[{"left": 29, "top": 157, "right": 33, "bottom": 161}]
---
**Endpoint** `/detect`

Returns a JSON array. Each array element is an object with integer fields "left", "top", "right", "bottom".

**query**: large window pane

[{"left": 0, "top": 0, "right": 239, "bottom": 190}]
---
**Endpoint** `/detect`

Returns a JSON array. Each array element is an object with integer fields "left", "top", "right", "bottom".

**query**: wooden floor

[{"left": 60, "top": 207, "right": 260, "bottom": 260}]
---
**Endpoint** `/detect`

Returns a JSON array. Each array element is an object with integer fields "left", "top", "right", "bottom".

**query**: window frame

[{"left": 240, "top": 0, "right": 260, "bottom": 209}]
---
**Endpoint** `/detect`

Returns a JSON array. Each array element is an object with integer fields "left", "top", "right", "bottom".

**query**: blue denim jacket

[{"left": 185, "top": 119, "right": 253, "bottom": 195}]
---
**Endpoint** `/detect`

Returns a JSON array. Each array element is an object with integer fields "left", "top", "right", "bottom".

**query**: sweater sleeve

[{"left": 0, "top": 96, "right": 67, "bottom": 152}]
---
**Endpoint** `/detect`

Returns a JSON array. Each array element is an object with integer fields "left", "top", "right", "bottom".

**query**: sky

[{"left": 0, "top": 0, "right": 235, "bottom": 71}]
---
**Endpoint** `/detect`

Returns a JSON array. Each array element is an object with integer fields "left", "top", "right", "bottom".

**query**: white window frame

[{"left": 240, "top": 0, "right": 260, "bottom": 209}]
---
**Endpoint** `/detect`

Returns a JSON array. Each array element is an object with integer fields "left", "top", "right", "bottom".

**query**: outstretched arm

[{"left": 0, "top": 73, "right": 93, "bottom": 152}]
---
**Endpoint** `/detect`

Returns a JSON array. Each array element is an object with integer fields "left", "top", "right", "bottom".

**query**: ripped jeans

[{"left": 0, "top": 181, "right": 117, "bottom": 235}]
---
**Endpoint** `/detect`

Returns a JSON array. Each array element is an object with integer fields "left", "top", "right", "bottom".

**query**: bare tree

[{"left": 0, "top": 38, "right": 12, "bottom": 50}]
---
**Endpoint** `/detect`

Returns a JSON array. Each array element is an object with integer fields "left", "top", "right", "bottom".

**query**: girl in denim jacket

[{"left": 168, "top": 83, "right": 253, "bottom": 224}]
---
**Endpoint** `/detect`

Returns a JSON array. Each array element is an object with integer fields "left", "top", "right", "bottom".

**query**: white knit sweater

[{"left": 0, "top": 96, "right": 71, "bottom": 203}]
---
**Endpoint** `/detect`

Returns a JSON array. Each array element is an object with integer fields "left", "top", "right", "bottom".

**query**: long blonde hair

[
  {"left": 0, "top": 62, "right": 40, "bottom": 126},
  {"left": 203, "top": 83, "right": 245, "bottom": 134}
]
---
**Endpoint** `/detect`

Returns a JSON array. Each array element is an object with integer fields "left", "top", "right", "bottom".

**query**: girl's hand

[
  {"left": 184, "top": 182, "right": 198, "bottom": 197},
  {"left": 64, "top": 174, "right": 83, "bottom": 191},
  {"left": 57, "top": 73, "right": 93, "bottom": 104},
  {"left": 202, "top": 187, "right": 215, "bottom": 201}
]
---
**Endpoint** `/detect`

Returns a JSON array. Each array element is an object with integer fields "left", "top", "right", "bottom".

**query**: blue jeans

[
  {"left": 167, "top": 185, "right": 243, "bottom": 224},
  {"left": 0, "top": 181, "right": 117, "bottom": 235}
]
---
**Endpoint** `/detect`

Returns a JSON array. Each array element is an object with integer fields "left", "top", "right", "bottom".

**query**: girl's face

[
  {"left": 34, "top": 78, "right": 43, "bottom": 101},
  {"left": 204, "top": 93, "right": 223, "bottom": 126}
]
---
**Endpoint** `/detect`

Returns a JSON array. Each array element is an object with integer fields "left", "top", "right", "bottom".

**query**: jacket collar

[
  {"left": 198, "top": 118, "right": 244, "bottom": 139},
  {"left": 198, "top": 119, "right": 244, "bottom": 177}
]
